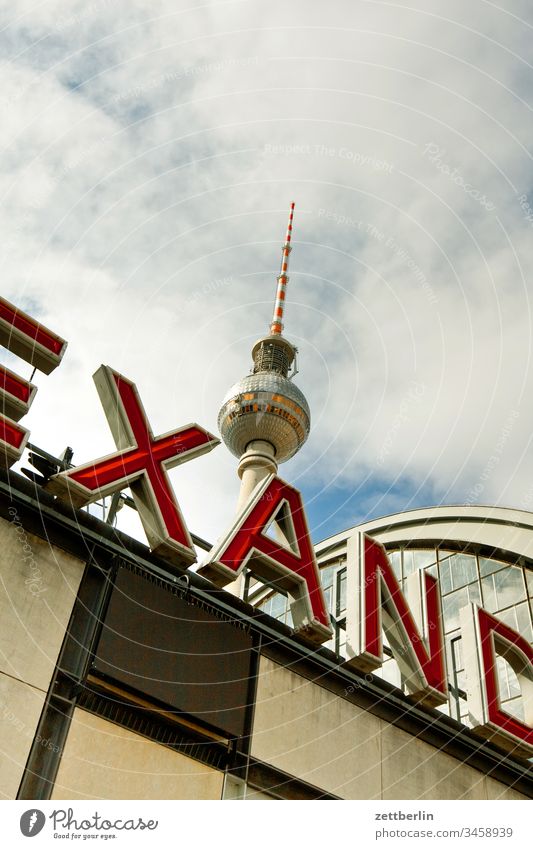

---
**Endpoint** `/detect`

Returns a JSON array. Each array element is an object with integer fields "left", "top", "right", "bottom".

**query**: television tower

[{"left": 218, "top": 203, "right": 311, "bottom": 511}]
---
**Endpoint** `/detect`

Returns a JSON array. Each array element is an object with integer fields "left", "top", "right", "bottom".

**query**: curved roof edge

[{"left": 315, "top": 504, "right": 533, "bottom": 564}]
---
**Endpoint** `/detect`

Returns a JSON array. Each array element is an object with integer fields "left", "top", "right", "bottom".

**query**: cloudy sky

[{"left": 1, "top": 0, "right": 533, "bottom": 546}]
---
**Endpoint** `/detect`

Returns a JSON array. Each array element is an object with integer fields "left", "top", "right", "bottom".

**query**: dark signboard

[{"left": 91, "top": 566, "right": 255, "bottom": 739}]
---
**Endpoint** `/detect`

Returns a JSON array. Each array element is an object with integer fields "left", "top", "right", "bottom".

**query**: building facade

[{"left": 0, "top": 470, "right": 531, "bottom": 800}]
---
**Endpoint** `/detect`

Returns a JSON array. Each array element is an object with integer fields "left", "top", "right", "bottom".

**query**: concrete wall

[
  {"left": 252, "top": 657, "right": 527, "bottom": 800},
  {"left": 0, "top": 515, "right": 84, "bottom": 798},
  {"left": 49, "top": 656, "right": 528, "bottom": 801},
  {"left": 52, "top": 710, "right": 224, "bottom": 800}
]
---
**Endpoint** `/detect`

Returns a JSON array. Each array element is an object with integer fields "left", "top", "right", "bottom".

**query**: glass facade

[{"left": 255, "top": 545, "right": 533, "bottom": 726}]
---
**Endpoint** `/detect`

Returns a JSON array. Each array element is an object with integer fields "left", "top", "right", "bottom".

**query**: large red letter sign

[
  {"left": 460, "top": 604, "right": 533, "bottom": 758},
  {"left": 345, "top": 534, "right": 447, "bottom": 707},
  {"left": 0, "top": 296, "right": 67, "bottom": 466},
  {"left": 199, "top": 474, "right": 333, "bottom": 644},
  {"left": 47, "top": 365, "right": 219, "bottom": 568}
]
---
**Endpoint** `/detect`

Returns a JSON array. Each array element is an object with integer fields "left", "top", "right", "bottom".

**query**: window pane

[
  {"left": 496, "top": 656, "right": 511, "bottom": 700},
  {"left": 495, "top": 606, "right": 518, "bottom": 632},
  {"left": 403, "top": 550, "right": 416, "bottom": 577},
  {"left": 441, "top": 585, "right": 479, "bottom": 634},
  {"left": 258, "top": 596, "right": 271, "bottom": 615},
  {"left": 479, "top": 556, "right": 508, "bottom": 576},
  {"left": 442, "top": 587, "right": 472, "bottom": 631},
  {"left": 467, "top": 582, "right": 481, "bottom": 605},
  {"left": 496, "top": 603, "right": 533, "bottom": 643},
  {"left": 497, "top": 657, "right": 521, "bottom": 701},
  {"left": 450, "top": 554, "right": 478, "bottom": 589},
  {"left": 413, "top": 549, "right": 438, "bottom": 570},
  {"left": 438, "top": 558, "right": 453, "bottom": 595},
  {"left": 506, "top": 664, "right": 521, "bottom": 699},
  {"left": 494, "top": 567, "right": 526, "bottom": 606},
  {"left": 481, "top": 574, "right": 497, "bottom": 611},
  {"left": 270, "top": 593, "right": 287, "bottom": 618},
  {"left": 320, "top": 565, "right": 335, "bottom": 590},
  {"left": 515, "top": 602, "right": 533, "bottom": 642},
  {"left": 439, "top": 552, "right": 477, "bottom": 592},
  {"left": 481, "top": 567, "right": 526, "bottom": 612},
  {"left": 387, "top": 550, "right": 402, "bottom": 580},
  {"left": 502, "top": 698, "right": 525, "bottom": 722}
]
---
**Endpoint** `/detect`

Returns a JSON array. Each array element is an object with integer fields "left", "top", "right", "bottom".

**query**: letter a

[{"left": 199, "top": 474, "right": 332, "bottom": 644}]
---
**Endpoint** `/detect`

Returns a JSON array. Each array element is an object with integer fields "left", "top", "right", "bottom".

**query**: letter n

[
  {"left": 345, "top": 533, "right": 448, "bottom": 706},
  {"left": 199, "top": 474, "right": 332, "bottom": 644}
]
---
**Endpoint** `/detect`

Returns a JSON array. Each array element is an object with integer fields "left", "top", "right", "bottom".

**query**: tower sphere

[{"left": 218, "top": 362, "right": 310, "bottom": 462}]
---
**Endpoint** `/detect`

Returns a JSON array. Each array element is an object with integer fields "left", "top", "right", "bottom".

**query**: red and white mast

[{"left": 270, "top": 201, "right": 295, "bottom": 336}]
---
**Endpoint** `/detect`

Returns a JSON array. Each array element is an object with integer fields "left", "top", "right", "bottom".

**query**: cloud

[{"left": 1, "top": 0, "right": 533, "bottom": 543}]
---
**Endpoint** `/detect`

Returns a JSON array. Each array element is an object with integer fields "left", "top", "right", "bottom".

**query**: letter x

[{"left": 48, "top": 365, "right": 219, "bottom": 567}]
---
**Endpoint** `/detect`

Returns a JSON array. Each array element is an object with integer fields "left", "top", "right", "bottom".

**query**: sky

[{"left": 1, "top": 0, "right": 533, "bottom": 547}]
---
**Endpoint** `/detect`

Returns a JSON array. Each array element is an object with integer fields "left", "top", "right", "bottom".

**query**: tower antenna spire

[
  {"left": 270, "top": 201, "right": 295, "bottom": 336},
  {"left": 215, "top": 200, "right": 309, "bottom": 523}
]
